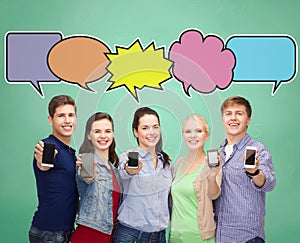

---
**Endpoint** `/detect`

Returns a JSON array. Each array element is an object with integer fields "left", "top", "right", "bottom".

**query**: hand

[
  {"left": 34, "top": 141, "right": 58, "bottom": 171},
  {"left": 125, "top": 159, "right": 143, "bottom": 175}
]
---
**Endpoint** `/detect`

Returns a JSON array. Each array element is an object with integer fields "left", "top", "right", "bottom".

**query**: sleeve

[{"left": 76, "top": 169, "right": 90, "bottom": 198}]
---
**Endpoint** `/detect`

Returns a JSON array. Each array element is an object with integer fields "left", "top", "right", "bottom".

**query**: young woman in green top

[{"left": 169, "top": 114, "right": 222, "bottom": 243}]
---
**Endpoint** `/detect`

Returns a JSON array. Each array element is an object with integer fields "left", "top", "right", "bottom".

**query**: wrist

[{"left": 246, "top": 169, "right": 260, "bottom": 178}]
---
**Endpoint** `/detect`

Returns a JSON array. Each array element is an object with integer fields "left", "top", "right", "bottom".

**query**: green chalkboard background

[{"left": 1, "top": 0, "right": 299, "bottom": 242}]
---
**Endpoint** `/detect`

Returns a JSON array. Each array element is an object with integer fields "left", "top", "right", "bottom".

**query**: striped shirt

[{"left": 214, "top": 134, "right": 276, "bottom": 243}]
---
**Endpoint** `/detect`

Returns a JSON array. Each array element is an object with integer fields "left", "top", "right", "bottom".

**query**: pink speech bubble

[{"left": 169, "top": 29, "right": 235, "bottom": 95}]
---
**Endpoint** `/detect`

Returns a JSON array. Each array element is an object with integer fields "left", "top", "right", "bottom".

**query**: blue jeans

[
  {"left": 29, "top": 226, "right": 72, "bottom": 243},
  {"left": 246, "top": 237, "right": 265, "bottom": 243},
  {"left": 113, "top": 223, "right": 166, "bottom": 243}
]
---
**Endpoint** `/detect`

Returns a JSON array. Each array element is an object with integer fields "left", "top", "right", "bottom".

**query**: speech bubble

[
  {"left": 106, "top": 39, "right": 173, "bottom": 102},
  {"left": 48, "top": 36, "right": 111, "bottom": 90},
  {"left": 5, "top": 32, "right": 62, "bottom": 97},
  {"left": 169, "top": 29, "right": 235, "bottom": 96},
  {"left": 226, "top": 35, "right": 297, "bottom": 95}
]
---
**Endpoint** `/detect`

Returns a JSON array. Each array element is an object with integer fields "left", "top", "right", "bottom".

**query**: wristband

[{"left": 246, "top": 169, "right": 260, "bottom": 178}]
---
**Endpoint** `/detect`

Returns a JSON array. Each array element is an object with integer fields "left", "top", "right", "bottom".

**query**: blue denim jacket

[{"left": 75, "top": 153, "right": 122, "bottom": 235}]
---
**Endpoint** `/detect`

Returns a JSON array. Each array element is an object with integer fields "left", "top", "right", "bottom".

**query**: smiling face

[
  {"left": 87, "top": 119, "right": 114, "bottom": 154},
  {"left": 134, "top": 114, "right": 161, "bottom": 151},
  {"left": 48, "top": 104, "right": 77, "bottom": 145},
  {"left": 182, "top": 117, "right": 209, "bottom": 151},
  {"left": 222, "top": 104, "right": 251, "bottom": 144}
]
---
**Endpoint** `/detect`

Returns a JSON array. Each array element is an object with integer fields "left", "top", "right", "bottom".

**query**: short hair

[
  {"left": 48, "top": 95, "right": 76, "bottom": 118},
  {"left": 221, "top": 96, "right": 252, "bottom": 118}
]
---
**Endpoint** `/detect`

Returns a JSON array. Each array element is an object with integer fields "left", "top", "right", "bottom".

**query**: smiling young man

[
  {"left": 214, "top": 96, "right": 276, "bottom": 243},
  {"left": 29, "top": 95, "right": 79, "bottom": 243}
]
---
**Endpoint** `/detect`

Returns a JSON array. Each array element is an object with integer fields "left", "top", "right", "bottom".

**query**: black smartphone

[
  {"left": 128, "top": 151, "right": 139, "bottom": 169},
  {"left": 207, "top": 149, "right": 219, "bottom": 168},
  {"left": 244, "top": 146, "right": 257, "bottom": 169},
  {"left": 80, "top": 153, "right": 94, "bottom": 178},
  {"left": 42, "top": 143, "right": 55, "bottom": 167}
]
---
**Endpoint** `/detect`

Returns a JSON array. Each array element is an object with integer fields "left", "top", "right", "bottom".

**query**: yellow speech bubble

[{"left": 106, "top": 39, "right": 173, "bottom": 101}]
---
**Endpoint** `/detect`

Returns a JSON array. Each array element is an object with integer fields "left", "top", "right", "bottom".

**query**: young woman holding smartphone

[
  {"left": 71, "top": 112, "right": 121, "bottom": 243},
  {"left": 113, "top": 107, "right": 173, "bottom": 243},
  {"left": 169, "top": 114, "right": 222, "bottom": 243}
]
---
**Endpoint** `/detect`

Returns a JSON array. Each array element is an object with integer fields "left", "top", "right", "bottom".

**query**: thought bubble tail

[
  {"left": 30, "top": 81, "right": 44, "bottom": 98},
  {"left": 272, "top": 80, "right": 282, "bottom": 96},
  {"left": 183, "top": 82, "right": 191, "bottom": 97}
]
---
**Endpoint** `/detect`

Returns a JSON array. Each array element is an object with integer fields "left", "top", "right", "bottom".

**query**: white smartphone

[
  {"left": 41, "top": 143, "right": 55, "bottom": 167},
  {"left": 244, "top": 146, "right": 257, "bottom": 169},
  {"left": 80, "top": 153, "right": 94, "bottom": 178},
  {"left": 128, "top": 151, "right": 139, "bottom": 169},
  {"left": 207, "top": 149, "right": 219, "bottom": 168}
]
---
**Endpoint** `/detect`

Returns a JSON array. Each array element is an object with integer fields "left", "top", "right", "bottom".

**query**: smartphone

[
  {"left": 207, "top": 149, "right": 219, "bottom": 168},
  {"left": 80, "top": 153, "right": 94, "bottom": 178},
  {"left": 244, "top": 146, "right": 257, "bottom": 169},
  {"left": 41, "top": 143, "right": 55, "bottom": 167},
  {"left": 128, "top": 151, "right": 139, "bottom": 169}
]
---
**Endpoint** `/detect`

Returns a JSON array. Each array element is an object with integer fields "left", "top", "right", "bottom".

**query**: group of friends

[{"left": 28, "top": 95, "right": 276, "bottom": 243}]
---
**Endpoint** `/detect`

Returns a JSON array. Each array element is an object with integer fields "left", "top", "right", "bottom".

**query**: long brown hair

[
  {"left": 132, "top": 107, "right": 170, "bottom": 168},
  {"left": 79, "top": 112, "right": 119, "bottom": 168}
]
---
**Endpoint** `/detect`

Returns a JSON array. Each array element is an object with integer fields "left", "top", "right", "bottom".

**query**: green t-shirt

[{"left": 169, "top": 162, "right": 215, "bottom": 243}]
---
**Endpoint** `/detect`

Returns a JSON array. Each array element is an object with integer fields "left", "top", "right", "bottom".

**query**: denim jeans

[
  {"left": 113, "top": 223, "right": 166, "bottom": 243},
  {"left": 29, "top": 226, "right": 72, "bottom": 243},
  {"left": 246, "top": 236, "right": 265, "bottom": 243}
]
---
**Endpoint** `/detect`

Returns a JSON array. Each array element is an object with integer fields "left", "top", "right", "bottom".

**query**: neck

[
  {"left": 187, "top": 149, "right": 206, "bottom": 163},
  {"left": 140, "top": 145, "right": 156, "bottom": 157},
  {"left": 95, "top": 149, "right": 109, "bottom": 163},
  {"left": 52, "top": 133, "right": 71, "bottom": 146},
  {"left": 226, "top": 133, "right": 246, "bottom": 145}
]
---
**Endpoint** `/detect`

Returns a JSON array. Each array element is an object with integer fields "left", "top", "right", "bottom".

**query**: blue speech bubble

[
  {"left": 226, "top": 35, "right": 297, "bottom": 95},
  {"left": 5, "top": 32, "right": 63, "bottom": 97}
]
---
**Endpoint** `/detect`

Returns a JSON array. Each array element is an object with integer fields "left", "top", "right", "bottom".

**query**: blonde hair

[{"left": 183, "top": 114, "right": 209, "bottom": 135}]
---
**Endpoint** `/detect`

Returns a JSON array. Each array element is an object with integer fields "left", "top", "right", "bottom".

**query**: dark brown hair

[
  {"left": 132, "top": 107, "right": 170, "bottom": 168},
  {"left": 48, "top": 95, "right": 76, "bottom": 118},
  {"left": 221, "top": 96, "right": 252, "bottom": 118},
  {"left": 79, "top": 112, "right": 119, "bottom": 168}
]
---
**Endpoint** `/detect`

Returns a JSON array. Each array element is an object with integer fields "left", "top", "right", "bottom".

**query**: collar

[
  {"left": 48, "top": 134, "right": 76, "bottom": 152},
  {"left": 136, "top": 146, "right": 163, "bottom": 160},
  {"left": 220, "top": 134, "right": 251, "bottom": 151}
]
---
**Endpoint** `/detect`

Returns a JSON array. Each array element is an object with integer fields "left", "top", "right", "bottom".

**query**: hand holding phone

[
  {"left": 127, "top": 151, "right": 139, "bottom": 169},
  {"left": 207, "top": 149, "right": 219, "bottom": 168},
  {"left": 244, "top": 146, "right": 257, "bottom": 169},
  {"left": 41, "top": 143, "right": 55, "bottom": 167},
  {"left": 80, "top": 153, "right": 94, "bottom": 178}
]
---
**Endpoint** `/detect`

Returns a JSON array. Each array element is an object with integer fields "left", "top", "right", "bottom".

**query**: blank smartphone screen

[
  {"left": 208, "top": 149, "right": 219, "bottom": 167},
  {"left": 128, "top": 152, "right": 138, "bottom": 168},
  {"left": 42, "top": 143, "right": 55, "bottom": 166},
  {"left": 245, "top": 149, "right": 256, "bottom": 165}
]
